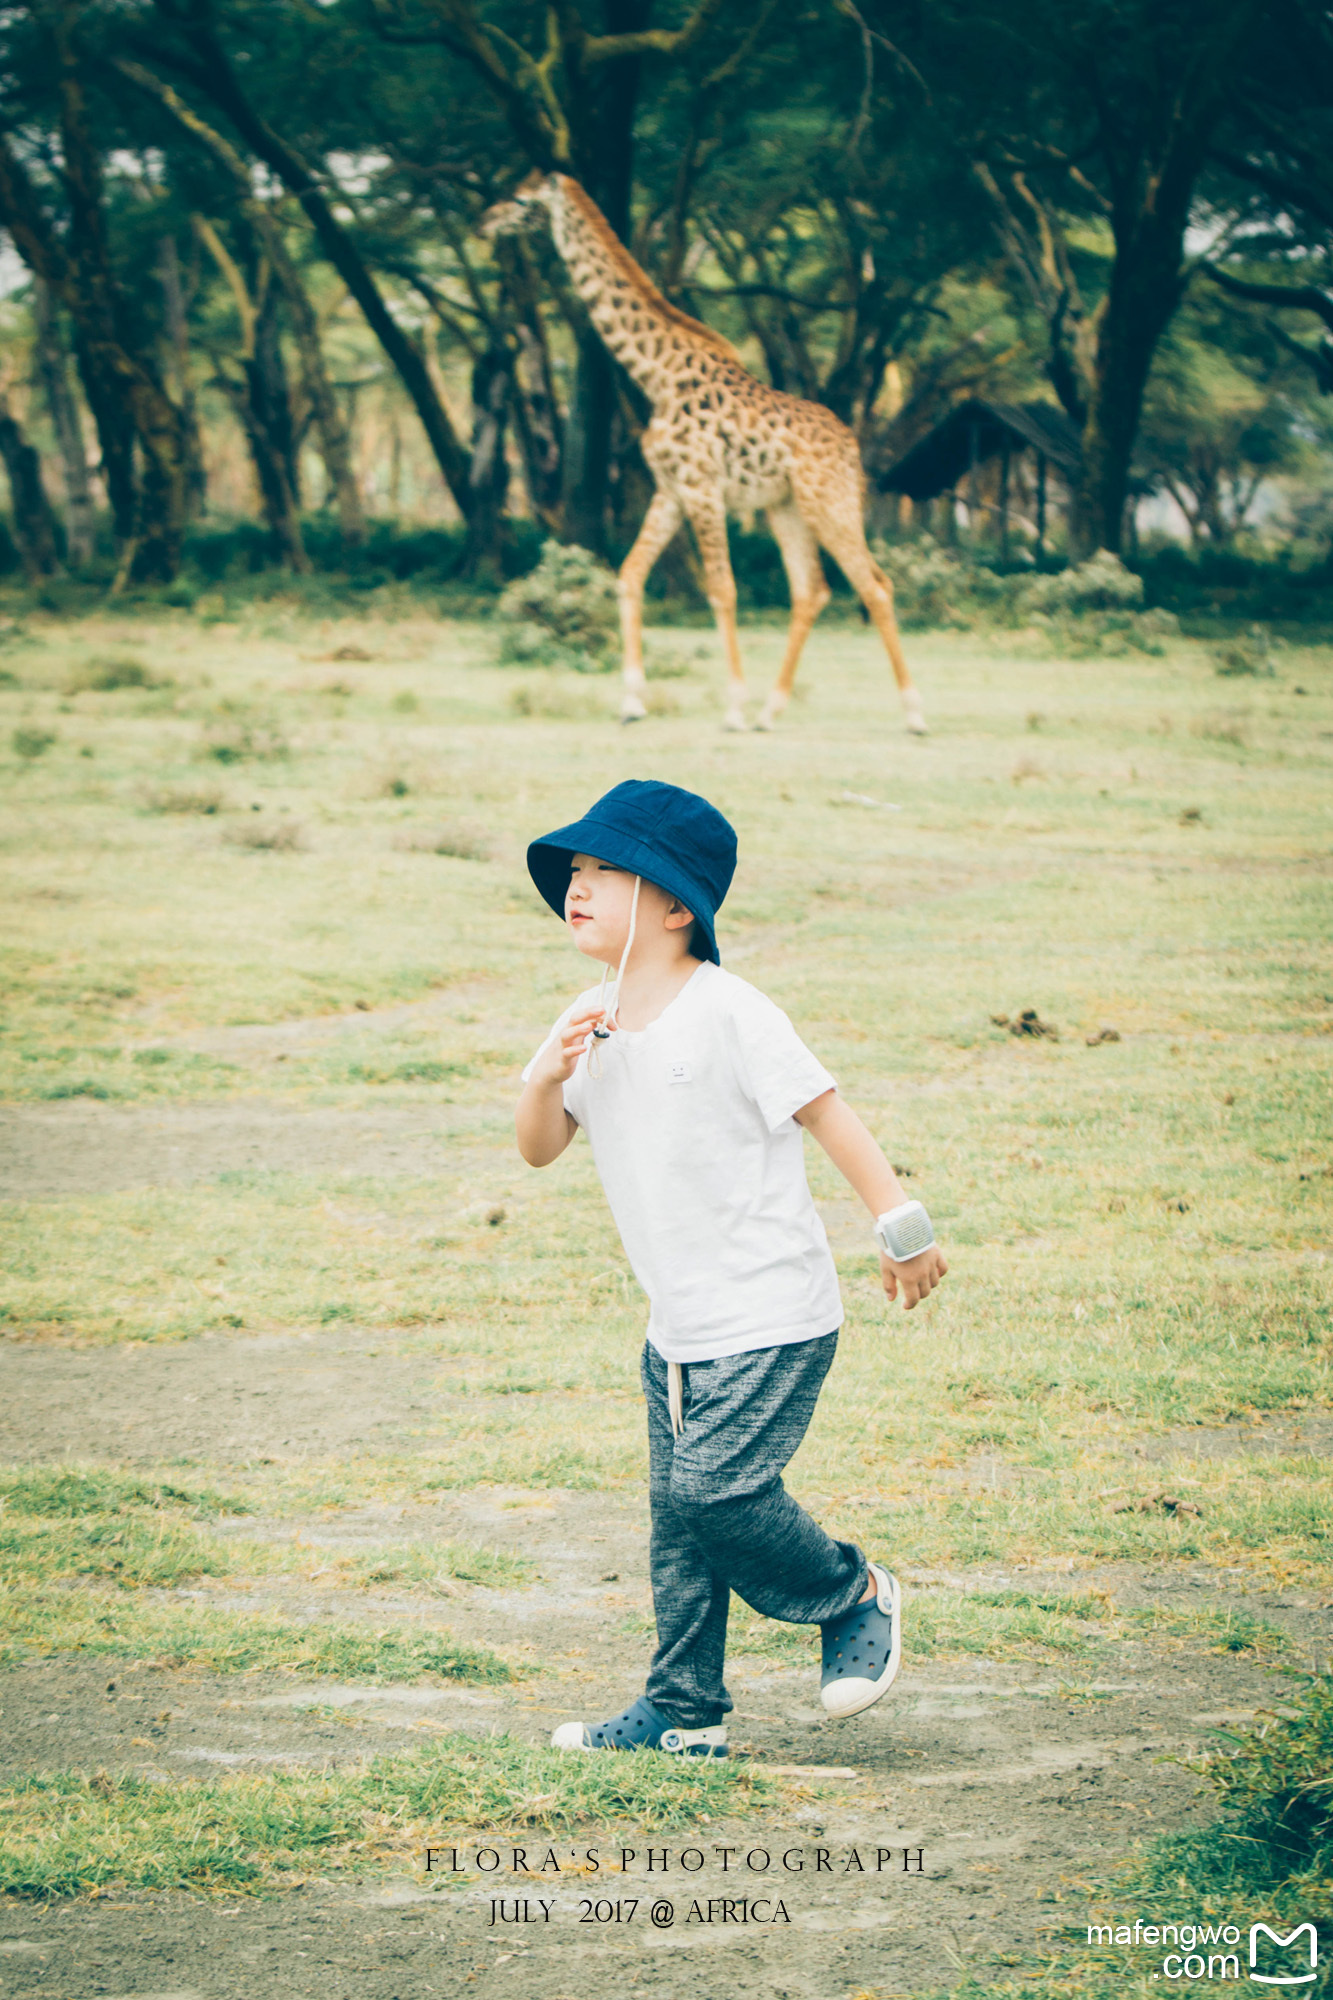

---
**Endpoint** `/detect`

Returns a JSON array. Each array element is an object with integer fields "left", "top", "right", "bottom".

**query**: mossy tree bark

[
  {"left": 0, "top": 19, "right": 189, "bottom": 582},
  {"left": 32, "top": 280, "right": 95, "bottom": 567},
  {"left": 270, "top": 246, "right": 365, "bottom": 550},
  {"left": 556, "top": 2, "right": 649, "bottom": 553},
  {"left": 54, "top": 25, "right": 188, "bottom": 582},
  {"left": 0, "top": 395, "right": 63, "bottom": 581},
  {"left": 145, "top": 17, "right": 474, "bottom": 532},
  {"left": 156, "top": 235, "right": 209, "bottom": 522},
  {"left": 464, "top": 340, "right": 513, "bottom": 585},
  {"left": 115, "top": 61, "right": 365, "bottom": 552},
  {"left": 192, "top": 216, "right": 308, "bottom": 573}
]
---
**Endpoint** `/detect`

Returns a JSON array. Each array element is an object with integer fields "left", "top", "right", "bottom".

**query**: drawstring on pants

[
  {"left": 668, "top": 1360, "right": 684, "bottom": 1437},
  {"left": 587, "top": 874, "right": 641, "bottom": 1081}
]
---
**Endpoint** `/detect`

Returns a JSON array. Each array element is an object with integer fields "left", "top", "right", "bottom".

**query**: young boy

[{"left": 517, "top": 779, "right": 946, "bottom": 1757}]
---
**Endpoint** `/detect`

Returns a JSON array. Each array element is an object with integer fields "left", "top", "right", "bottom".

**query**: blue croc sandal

[
  {"left": 820, "top": 1563, "right": 902, "bottom": 1718},
  {"left": 550, "top": 1695, "right": 727, "bottom": 1757}
]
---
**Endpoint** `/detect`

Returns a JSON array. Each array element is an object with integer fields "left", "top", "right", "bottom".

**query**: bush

[
  {"left": 1134, "top": 1672, "right": 1333, "bottom": 1932},
  {"left": 197, "top": 704, "right": 288, "bottom": 763},
  {"left": 496, "top": 542, "right": 619, "bottom": 671},
  {"left": 143, "top": 786, "right": 223, "bottom": 815},
  {"left": 223, "top": 820, "right": 305, "bottom": 852},
  {"left": 1015, "top": 553, "right": 1180, "bottom": 655},
  {"left": 1026, "top": 603, "right": 1182, "bottom": 657},
  {"left": 1138, "top": 544, "right": 1333, "bottom": 629},
  {"left": 393, "top": 822, "right": 494, "bottom": 861},
  {"left": 873, "top": 537, "right": 984, "bottom": 629},
  {"left": 66, "top": 655, "right": 163, "bottom": 692},
  {"left": 11, "top": 726, "right": 55, "bottom": 760},
  {"left": 1018, "top": 548, "right": 1145, "bottom": 613},
  {"left": 509, "top": 676, "right": 608, "bottom": 719},
  {"left": 1200, "top": 1675, "right": 1333, "bottom": 1881},
  {"left": 870, "top": 539, "right": 1181, "bottom": 650},
  {"left": 1213, "top": 623, "right": 1278, "bottom": 677}
]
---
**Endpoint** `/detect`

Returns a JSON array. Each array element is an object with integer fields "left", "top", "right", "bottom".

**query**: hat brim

[{"left": 527, "top": 819, "right": 720, "bottom": 964}]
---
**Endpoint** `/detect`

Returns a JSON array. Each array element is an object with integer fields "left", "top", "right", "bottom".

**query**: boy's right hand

[{"left": 535, "top": 1006, "right": 611, "bottom": 1085}]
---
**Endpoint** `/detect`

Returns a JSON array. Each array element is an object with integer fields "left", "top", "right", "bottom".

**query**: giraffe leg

[
  {"left": 617, "top": 489, "right": 683, "bottom": 723},
  {"left": 813, "top": 513, "right": 927, "bottom": 735},
  {"left": 683, "top": 495, "right": 748, "bottom": 730},
  {"left": 757, "top": 502, "right": 832, "bottom": 730}
]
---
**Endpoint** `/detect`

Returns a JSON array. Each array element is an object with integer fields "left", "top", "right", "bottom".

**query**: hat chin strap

[{"left": 588, "top": 874, "right": 640, "bottom": 1081}]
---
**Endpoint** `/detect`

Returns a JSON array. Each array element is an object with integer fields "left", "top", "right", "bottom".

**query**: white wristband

[{"left": 874, "top": 1199, "right": 935, "bottom": 1262}]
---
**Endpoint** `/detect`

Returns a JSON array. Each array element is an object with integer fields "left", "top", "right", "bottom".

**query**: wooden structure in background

[{"left": 879, "top": 398, "right": 1081, "bottom": 554}]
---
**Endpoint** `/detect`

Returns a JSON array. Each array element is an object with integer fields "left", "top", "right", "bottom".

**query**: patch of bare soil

[
  {"left": 0, "top": 1328, "right": 449, "bottom": 1462},
  {"left": 0, "top": 1635, "right": 1298, "bottom": 2000},
  {"left": 1, "top": 1333, "right": 1329, "bottom": 1998},
  {"left": 0, "top": 1100, "right": 482, "bottom": 1201}
]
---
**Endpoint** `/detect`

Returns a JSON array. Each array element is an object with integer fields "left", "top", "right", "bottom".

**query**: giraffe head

[{"left": 479, "top": 170, "right": 563, "bottom": 241}]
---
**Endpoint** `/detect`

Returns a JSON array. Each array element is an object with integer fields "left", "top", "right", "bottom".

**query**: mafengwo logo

[
  {"left": 1249, "top": 1922, "right": 1319, "bottom": 1986},
  {"left": 1088, "top": 1918, "right": 1320, "bottom": 1983}
]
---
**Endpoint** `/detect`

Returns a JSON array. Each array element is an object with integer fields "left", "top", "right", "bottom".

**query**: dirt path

[
  {"left": 0, "top": 1099, "right": 483, "bottom": 1200},
  {"left": 2, "top": 1331, "right": 1329, "bottom": 1998},
  {"left": 0, "top": 1608, "right": 1299, "bottom": 2000}
]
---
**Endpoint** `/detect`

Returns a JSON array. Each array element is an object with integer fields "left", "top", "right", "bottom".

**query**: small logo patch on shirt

[{"left": 668, "top": 1061, "right": 692, "bottom": 1084}]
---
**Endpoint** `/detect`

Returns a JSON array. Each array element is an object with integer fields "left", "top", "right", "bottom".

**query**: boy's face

[{"left": 565, "top": 853, "right": 692, "bottom": 966}]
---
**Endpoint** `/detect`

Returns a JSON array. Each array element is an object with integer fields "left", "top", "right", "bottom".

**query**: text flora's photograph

[{"left": 0, "top": 0, "right": 1329, "bottom": 1994}]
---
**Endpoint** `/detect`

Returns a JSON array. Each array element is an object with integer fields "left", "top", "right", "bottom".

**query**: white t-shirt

[{"left": 522, "top": 961, "right": 843, "bottom": 1363}]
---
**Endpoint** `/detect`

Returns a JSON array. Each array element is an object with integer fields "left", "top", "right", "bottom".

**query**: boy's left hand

[{"left": 880, "top": 1245, "right": 947, "bottom": 1310}]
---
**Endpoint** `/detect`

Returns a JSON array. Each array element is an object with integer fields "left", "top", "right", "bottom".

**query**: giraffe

[{"left": 482, "top": 173, "right": 926, "bottom": 735}]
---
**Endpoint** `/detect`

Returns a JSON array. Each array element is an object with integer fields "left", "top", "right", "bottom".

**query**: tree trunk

[
  {"left": 157, "top": 236, "right": 208, "bottom": 520},
  {"left": 160, "top": 22, "right": 474, "bottom": 526},
  {"left": 32, "top": 279, "right": 95, "bottom": 565},
  {"left": 250, "top": 261, "right": 301, "bottom": 511},
  {"left": 227, "top": 374, "right": 308, "bottom": 570},
  {"left": 493, "top": 236, "right": 563, "bottom": 527},
  {"left": 70, "top": 327, "right": 137, "bottom": 547},
  {"left": 210, "top": 359, "right": 306, "bottom": 569},
  {"left": 193, "top": 216, "right": 307, "bottom": 572},
  {"left": 1068, "top": 2, "right": 1262, "bottom": 555},
  {"left": 0, "top": 130, "right": 186, "bottom": 578},
  {"left": 562, "top": 331, "right": 619, "bottom": 551},
  {"left": 114, "top": 59, "right": 365, "bottom": 553},
  {"left": 123, "top": 377, "right": 189, "bottom": 582},
  {"left": 267, "top": 238, "right": 365, "bottom": 547},
  {"left": 0, "top": 395, "right": 62, "bottom": 580},
  {"left": 247, "top": 283, "right": 308, "bottom": 572},
  {"left": 559, "top": 0, "right": 649, "bottom": 551},
  {"left": 462, "top": 340, "right": 512, "bottom": 582},
  {"left": 0, "top": 142, "right": 137, "bottom": 551},
  {"left": 1073, "top": 250, "right": 1187, "bottom": 556},
  {"left": 54, "top": 30, "right": 187, "bottom": 581}
]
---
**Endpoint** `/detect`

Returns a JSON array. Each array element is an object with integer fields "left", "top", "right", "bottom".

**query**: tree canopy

[{"left": 0, "top": 0, "right": 1325, "bottom": 583}]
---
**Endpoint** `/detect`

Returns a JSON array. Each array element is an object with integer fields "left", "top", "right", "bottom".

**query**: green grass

[
  {"left": 0, "top": 1464, "right": 535, "bottom": 1592},
  {"left": 1139, "top": 1671, "right": 1333, "bottom": 1901},
  {"left": 334, "top": 1541, "right": 533, "bottom": 1589},
  {"left": 0, "top": 1582, "right": 512, "bottom": 1683},
  {"left": 721, "top": 1590, "right": 1291, "bottom": 1666},
  {"left": 0, "top": 1730, "right": 771, "bottom": 1896},
  {"left": 1, "top": 609, "right": 1330, "bottom": 1701},
  {"left": 0, "top": 1468, "right": 253, "bottom": 1516},
  {"left": 922, "top": 1672, "right": 1333, "bottom": 2000},
  {"left": 0, "top": 1468, "right": 527, "bottom": 1680}
]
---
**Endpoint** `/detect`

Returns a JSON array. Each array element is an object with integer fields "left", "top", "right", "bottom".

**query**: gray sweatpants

[{"left": 641, "top": 1333, "right": 867, "bottom": 1728}]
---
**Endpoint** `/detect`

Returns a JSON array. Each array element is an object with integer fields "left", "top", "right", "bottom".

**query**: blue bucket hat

[{"left": 527, "top": 780, "right": 738, "bottom": 965}]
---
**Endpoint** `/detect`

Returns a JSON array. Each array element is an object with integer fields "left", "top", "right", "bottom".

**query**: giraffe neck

[{"left": 546, "top": 178, "right": 735, "bottom": 404}]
